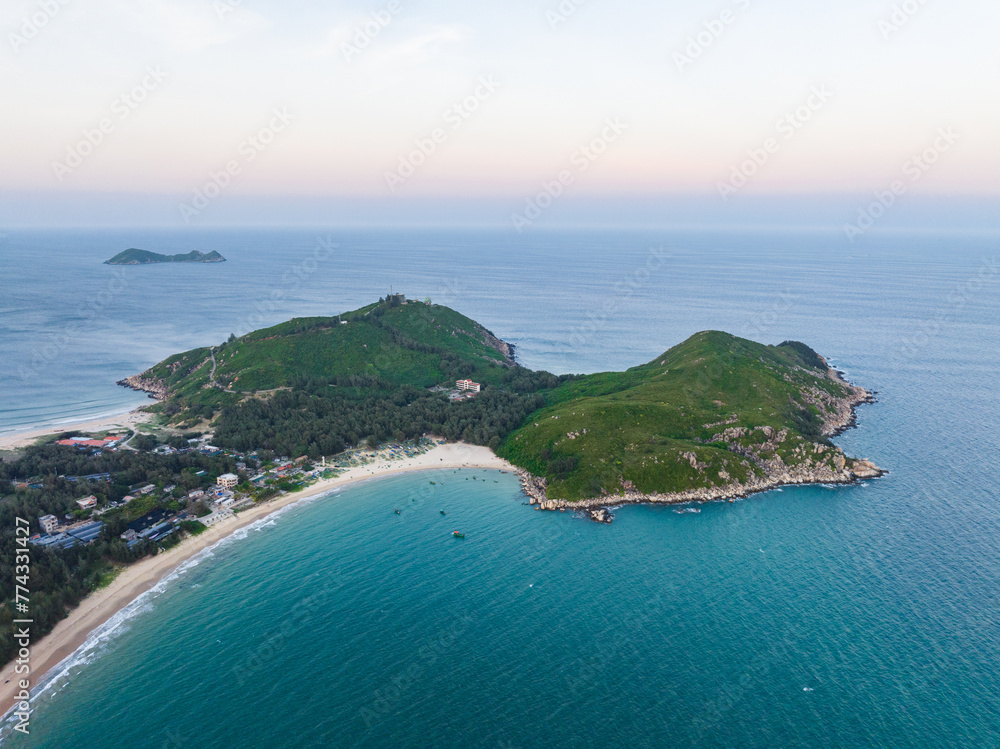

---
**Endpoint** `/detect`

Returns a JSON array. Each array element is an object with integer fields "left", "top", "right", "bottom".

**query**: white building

[
  {"left": 456, "top": 379, "right": 481, "bottom": 393},
  {"left": 217, "top": 473, "right": 239, "bottom": 490},
  {"left": 200, "top": 509, "right": 235, "bottom": 527},
  {"left": 39, "top": 514, "right": 59, "bottom": 534},
  {"left": 76, "top": 496, "right": 97, "bottom": 510}
]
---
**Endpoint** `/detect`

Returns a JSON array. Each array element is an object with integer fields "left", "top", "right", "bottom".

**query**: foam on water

[
  {"left": 2, "top": 229, "right": 998, "bottom": 748},
  {"left": 0, "top": 484, "right": 349, "bottom": 740}
]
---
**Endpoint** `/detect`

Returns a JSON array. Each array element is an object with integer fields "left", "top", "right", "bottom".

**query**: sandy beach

[
  {"left": 0, "top": 407, "right": 151, "bottom": 452},
  {"left": 0, "top": 441, "right": 514, "bottom": 717}
]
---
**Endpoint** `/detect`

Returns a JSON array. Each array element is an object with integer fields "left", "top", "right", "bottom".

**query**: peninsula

[
  {"left": 104, "top": 249, "right": 226, "bottom": 265},
  {"left": 125, "top": 295, "right": 882, "bottom": 513},
  {"left": 0, "top": 295, "right": 882, "bottom": 710}
]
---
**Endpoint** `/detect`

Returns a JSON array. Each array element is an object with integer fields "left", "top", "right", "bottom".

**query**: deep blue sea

[{"left": 1, "top": 228, "right": 999, "bottom": 747}]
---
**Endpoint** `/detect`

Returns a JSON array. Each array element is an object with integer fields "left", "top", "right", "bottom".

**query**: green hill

[
  {"left": 105, "top": 249, "right": 226, "bottom": 264},
  {"left": 137, "top": 296, "right": 516, "bottom": 405},
  {"left": 123, "top": 298, "right": 880, "bottom": 502},
  {"left": 497, "top": 331, "right": 881, "bottom": 505}
]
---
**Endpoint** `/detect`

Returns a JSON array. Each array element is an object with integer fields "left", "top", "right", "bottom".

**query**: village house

[
  {"left": 39, "top": 514, "right": 59, "bottom": 535},
  {"left": 76, "top": 495, "right": 97, "bottom": 510},
  {"left": 217, "top": 473, "right": 239, "bottom": 490}
]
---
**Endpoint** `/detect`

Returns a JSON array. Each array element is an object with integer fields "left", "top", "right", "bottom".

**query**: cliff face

[
  {"left": 477, "top": 325, "right": 517, "bottom": 365},
  {"left": 117, "top": 374, "right": 167, "bottom": 400}
]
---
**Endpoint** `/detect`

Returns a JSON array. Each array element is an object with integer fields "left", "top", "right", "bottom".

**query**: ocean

[{"left": 1, "top": 228, "right": 999, "bottom": 747}]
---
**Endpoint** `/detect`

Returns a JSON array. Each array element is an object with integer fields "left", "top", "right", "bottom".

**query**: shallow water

[{"left": 1, "top": 228, "right": 998, "bottom": 747}]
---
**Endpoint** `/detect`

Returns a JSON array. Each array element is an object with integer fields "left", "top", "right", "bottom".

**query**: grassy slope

[
  {"left": 497, "top": 331, "right": 858, "bottom": 501},
  {"left": 142, "top": 299, "right": 514, "bottom": 406},
  {"left": 139, "top": 304, "right": 866, "bottom": 502}
]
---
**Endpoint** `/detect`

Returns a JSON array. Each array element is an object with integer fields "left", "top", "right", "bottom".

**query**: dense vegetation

[
  {"left": 497, "top": 331, "right": 864, "bottom": 500},
  {"left": 213, "top": 369, "right": 566, "bottom": 457},
  {"left": 139, "top": 296, "right": 574, "bottom": 455},
  {"left": 2, "top": 297, "right": 870, "bottom": 669},
  {"left": 0, "top": 447, "right": 241, "bottom": 665},
  {"left": 135, "top": 298, "right": 866, "bottom": 502},
  {"left": 105, "top": 249, "right": 226, "bottom": 264},
  {"left": 143, "top": 297, "right": 516, "bottom": 409}
]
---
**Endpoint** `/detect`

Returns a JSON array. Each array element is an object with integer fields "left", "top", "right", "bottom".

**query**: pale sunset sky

[{"left": 1, "top": 0, "right": 997, "bottom": 227}]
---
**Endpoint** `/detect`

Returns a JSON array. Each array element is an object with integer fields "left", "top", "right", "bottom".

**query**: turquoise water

[{"left": 1, "top": 229, "right": 999, "bottom": 746}]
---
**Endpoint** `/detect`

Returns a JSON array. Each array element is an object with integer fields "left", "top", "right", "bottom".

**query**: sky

[{"left": 1, "top": 0, "right": 998, "bottom": 228}]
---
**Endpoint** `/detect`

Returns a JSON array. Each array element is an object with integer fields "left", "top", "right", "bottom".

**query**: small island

[{"left": 105, "top": 249, "right": 226, "bottom": 265}]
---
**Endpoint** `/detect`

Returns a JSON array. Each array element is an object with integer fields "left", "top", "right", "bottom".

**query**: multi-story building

[{"left": 456, "top": 379, "right": 481, "bottom": 393}]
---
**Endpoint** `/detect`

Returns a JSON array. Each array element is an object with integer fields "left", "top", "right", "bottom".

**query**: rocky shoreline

[
  {"left": 516, "top": 365, "right": 884, "bottom": 523},
  {"left": 117, "top": 374, "right": 167, "bottom": 400}
]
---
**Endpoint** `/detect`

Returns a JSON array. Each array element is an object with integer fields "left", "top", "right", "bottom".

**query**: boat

[
  {"left": 440, "top": 510, "right": 446, "bottom": 515},
  {"left": 394, "top": 509, "right": 400, "bottom": 514},
  {"left": 452, "top": 531, "right": 465, "bottom": 539}
]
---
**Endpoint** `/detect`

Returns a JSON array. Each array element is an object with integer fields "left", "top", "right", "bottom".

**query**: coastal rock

[
  {"left": 514, "top": 362, "right": 885, "bottom": 517},
  {"left": 117, "top": 374, "right": 167, "bottom": 400},
  {"left": 588, "top": 508, "right": 613, "bottom": 523}
]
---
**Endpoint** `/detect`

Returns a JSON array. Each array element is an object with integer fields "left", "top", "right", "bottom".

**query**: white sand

[
  {"left": 0, "top": 442, "right": 515, "bottom": 715},
  {"left": 0, "top": 408, "right": 152, "bottom": 451}
]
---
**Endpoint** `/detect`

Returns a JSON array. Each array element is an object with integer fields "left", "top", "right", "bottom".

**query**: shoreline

[
  {"left": 0, "top": 406, "right": 152, "bottom": 452},
  {"left": 0, "top": 442, "right": 514, "bottom": 717},
  {"left": 519, "top": 366, "right": 885, "bottom": 519}
]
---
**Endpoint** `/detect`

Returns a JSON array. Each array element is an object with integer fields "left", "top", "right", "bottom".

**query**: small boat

[
  {"left": 452, "top": 531, "right": 465, "bottom": 539},
  {"left": 429, "top": 481, "right": 436, "bottom": 485},
  {"left": 394, "top": 509, "right": 400, "bottom": 515},
  {"left": 440, "top": 510, "right": 446, "bottom": 515}
]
